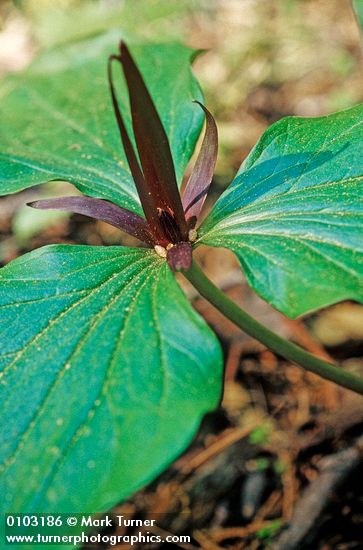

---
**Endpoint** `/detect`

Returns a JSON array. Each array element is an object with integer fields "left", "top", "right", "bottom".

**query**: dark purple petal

[
  {"left": 182, "top": 101, "right": 218, "bottom": 227},
  {"left": 158, "top": 209, "right": 181, "bottom": 243},
  {"left": 28, "top": 196, "right": 153, "bottom": 244},
  {"left": 166, "top": 242, "right": 192, "bottom": 272},
  {"left": 108, "top": 56, "right": 167, "bottom": 244},
  {"left": 119, "top": 42, "right": 188, "bottom": 240}
]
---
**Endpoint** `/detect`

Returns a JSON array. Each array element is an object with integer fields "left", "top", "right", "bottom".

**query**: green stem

[{"left": 183, "top": 261, "right": 363, "bottom": 396}]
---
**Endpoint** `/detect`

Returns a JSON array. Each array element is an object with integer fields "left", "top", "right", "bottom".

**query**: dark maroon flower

[{"left": 29, "top": 41, "right": 218, "bottom": 271}]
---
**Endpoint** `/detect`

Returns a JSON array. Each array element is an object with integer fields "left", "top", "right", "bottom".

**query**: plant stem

[{"left": 183, "top": 261, "right": 363, "bottom": 396}]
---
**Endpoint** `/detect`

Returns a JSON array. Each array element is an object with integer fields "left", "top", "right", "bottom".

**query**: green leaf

[
  {"left": 0, "top": 32, "right": 203, "bottom": 213},
  {"left": 353, "top": 0, "right": 363, "bottom": 32},
  {"left": 0, "top": 246, "right": 222, "bottom": 518},
  {"left": 199, "top": 104, "right": 363, "bottom": 317}
]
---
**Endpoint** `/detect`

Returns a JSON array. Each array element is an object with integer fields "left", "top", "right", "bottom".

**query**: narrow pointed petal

[
  {"left": 28, "top": 196, "right": 153, "bottom": 244},
  {"left": 166, "top": 242, "right": 192, "bottom": 272},
  {"left": 108, "top": 56, "right": 166, "bottom": 243},
  {"left": 182, "top": 102, "right": 218, "bottom": 227},
  {"left": 119, "top": 42, "right": 188, "bottom": 239}
]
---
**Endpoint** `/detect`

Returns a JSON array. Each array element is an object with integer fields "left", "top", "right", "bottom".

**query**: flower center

[{"left": 156, "top": 208, "right": 181, "bottom": 244}]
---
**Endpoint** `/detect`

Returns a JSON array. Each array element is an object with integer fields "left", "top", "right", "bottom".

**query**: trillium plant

[
  {"left": 0, "top": 33, "right": 362, "bottom": 535},
  {"left": 29, "top": 42, "right": 218, "bottom": 272}
]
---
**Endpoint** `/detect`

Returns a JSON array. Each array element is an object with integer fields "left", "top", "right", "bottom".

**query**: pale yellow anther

[
  {"left": 154, "top": 245, "right": 167, "bottom": 258},
  {"left": 188, "top": 229, "right": 198, "bottom": 242}
]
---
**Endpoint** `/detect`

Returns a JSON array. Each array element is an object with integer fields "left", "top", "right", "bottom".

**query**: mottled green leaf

[
  {"left": 0, "top": 246, "right": 222, "bottom": 523},
  {"left": 199, "top": 104, "right": 363, "bottom": 317},
  {"left": 0, "top": 32, "right": 203, "bottom": 213}
]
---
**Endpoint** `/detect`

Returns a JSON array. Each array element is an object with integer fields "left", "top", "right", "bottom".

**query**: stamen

[
  {"left": 188, "top": 229, "right": 198, "bottom": 242},
  {"left": 157, "top": 208, "right": 182, "bottom": 243},
  {"left": 154, "top": 245, "right": 167, "bottom": 258}
]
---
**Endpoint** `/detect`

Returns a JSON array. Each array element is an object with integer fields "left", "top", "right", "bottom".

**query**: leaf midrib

[
  {"left": 206, "top": 174, "right": 363, "bottom": 227},
  {"left": 26, "top": 263, "right": 161, "bottom": 511},
  {"left": 0, "top": 257, "right": 159, "bottom": 477}
]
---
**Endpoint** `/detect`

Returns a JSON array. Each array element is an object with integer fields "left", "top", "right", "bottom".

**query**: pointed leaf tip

[
  {"left": 182, "top": 102, "right": 218, "bottom": 226},
  {"left": 199, "top": 103, "right": 363, "bottom": 317}
]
